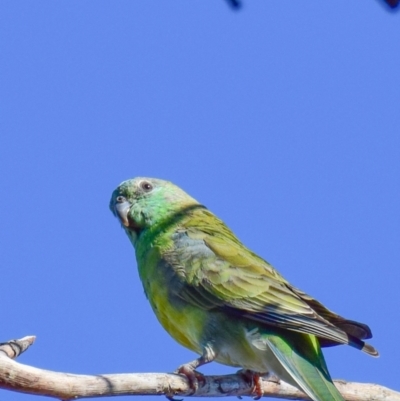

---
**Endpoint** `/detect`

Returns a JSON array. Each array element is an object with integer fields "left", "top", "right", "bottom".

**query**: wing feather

[{"left": 164, "top": 210, "right": 377, "bottom": 356}]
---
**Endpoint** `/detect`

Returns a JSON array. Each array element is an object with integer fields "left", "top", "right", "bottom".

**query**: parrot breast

[{"left": 135, "top": 239, "right": 206, "bottom": 355}]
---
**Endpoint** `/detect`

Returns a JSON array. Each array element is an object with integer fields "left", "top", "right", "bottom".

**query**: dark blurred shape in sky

[
  {"left": 228, "top": 0, "right": 399, "bottom": 11},
  {"left": 384, "top": 0, "right": 400, "bottom": 8},
  {"left": 226, "top": 0, "right": 241, "bottom": 9}
]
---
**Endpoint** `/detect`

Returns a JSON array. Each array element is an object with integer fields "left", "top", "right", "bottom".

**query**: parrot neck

[{"left": 133, "top": 203, "right": 208, "bottom": 253}]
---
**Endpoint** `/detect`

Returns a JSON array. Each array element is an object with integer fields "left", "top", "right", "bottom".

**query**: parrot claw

[
  {"left": 174, "top": 364, "right": 206, "bottom": 394},
  {"left": 173, "top": 346, "right": 214, "bottom": 395},
  {"left": 238, "top": 369, "right": 264, "bottom": 400}
]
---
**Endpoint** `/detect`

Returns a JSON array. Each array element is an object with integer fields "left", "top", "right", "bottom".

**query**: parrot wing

[{"left": 166, "top": 215, "right": 377, "bottom": 356}]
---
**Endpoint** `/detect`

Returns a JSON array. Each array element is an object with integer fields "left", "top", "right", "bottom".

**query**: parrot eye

[
  {"left": 116, "top": 196, "right": 126, "bottom": 203},
  {"left": 140, "top": 181, "right": 153, "bottom": 192}
]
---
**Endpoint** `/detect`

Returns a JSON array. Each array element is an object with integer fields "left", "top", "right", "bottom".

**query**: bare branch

[
  {"left": 0, "top": 336, "right": 36, "bottom": 359},
  {"left": 0, "top": 337, "right": 398, "bottom": 400}
]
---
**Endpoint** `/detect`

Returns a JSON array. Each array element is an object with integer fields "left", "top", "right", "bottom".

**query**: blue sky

[{"left": 1, "top": 2, "right": 399, "bottom": 400}]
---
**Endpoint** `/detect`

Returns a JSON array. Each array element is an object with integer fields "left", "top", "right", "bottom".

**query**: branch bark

[{"left": 0, "top": 337, "right": 398, "bottom": 400}]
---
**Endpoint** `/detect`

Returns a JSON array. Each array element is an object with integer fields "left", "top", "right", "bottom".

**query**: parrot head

[{"left": 110, "top": 177, "right": 199, "bottom": 241}]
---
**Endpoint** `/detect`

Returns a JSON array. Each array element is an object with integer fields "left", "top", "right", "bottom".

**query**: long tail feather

[{"left": 260, "top": 332, "right": 345, "bottom": 401}]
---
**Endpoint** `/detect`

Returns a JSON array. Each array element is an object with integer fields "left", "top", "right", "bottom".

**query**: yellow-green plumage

[{"left": 110, "top": 177, "right": 378, "bottom": 401}]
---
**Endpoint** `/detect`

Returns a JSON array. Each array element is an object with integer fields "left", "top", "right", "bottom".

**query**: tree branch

[{"left": 0, "top": 337, "right": 398, "bottom": 400}]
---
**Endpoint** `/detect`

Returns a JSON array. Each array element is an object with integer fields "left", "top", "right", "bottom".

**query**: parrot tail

[{"left": 254, "top": 330, "right": 345, "bottom": 401}]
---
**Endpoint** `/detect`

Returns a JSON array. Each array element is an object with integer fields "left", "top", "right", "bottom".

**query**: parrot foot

[
  {"left": 173, "top": 345, "right": 215, "bottom": 395},
  {"left": 174, "top": 364, "right": 206, "bottom": 394},
  {"left": 238, "top": 369, "right": 264, "bottom": 400}
]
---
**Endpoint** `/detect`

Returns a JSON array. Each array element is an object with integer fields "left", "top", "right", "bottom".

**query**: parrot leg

[
  {"left": 238, "top": 369, "right": 277, "bottom": 400},
  {"left": 174, "top": 345, "right": 216, "bottom": 394}
]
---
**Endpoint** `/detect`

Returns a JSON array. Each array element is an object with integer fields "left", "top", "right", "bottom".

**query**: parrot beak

[{"left": 114, "top": 197, "right": 132, "bottom": 227}]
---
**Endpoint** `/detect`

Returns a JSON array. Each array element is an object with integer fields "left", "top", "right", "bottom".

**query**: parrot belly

[{"left": 144, "top": 277, "right": 206, "bottom": 355}]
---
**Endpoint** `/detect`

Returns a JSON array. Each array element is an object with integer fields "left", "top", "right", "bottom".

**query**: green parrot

[{"left": 110, "top": 177, "right": 378, "bottom": 401}]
